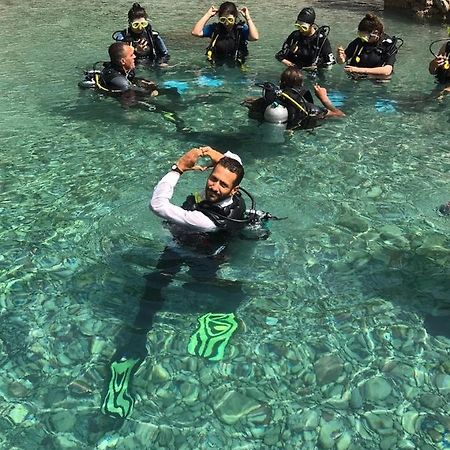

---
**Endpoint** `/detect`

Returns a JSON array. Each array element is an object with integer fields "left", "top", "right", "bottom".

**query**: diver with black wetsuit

[
  {"left": 337, "top": 13, "right": 402, "bottom": 80},
  {"left": 191, "top": 2, "right": 259, "bottom": 67},
  {"left": 112, "top": 2, "right": 170, "bottom": 66},
  {"left": 276, "top": 7, "right": 335, "bottom": 73},
  {"left": 243, "top": 66, "right": 344, "bottom": 130}
]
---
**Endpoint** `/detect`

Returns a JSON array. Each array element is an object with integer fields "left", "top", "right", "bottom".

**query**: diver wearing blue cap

[{"left": 276, "top": 7, "right": 335, "bottom": 72}]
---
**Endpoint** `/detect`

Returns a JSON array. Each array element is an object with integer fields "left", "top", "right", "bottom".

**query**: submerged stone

[
  {"left": 314, "top": 355, "right": 344, "bottom": 385},
  {"left": 213, "top": 391, "right": 262, "bottom": 425},
  {"left": 363, "top": 377, "right": 392, "bottom": 402}
]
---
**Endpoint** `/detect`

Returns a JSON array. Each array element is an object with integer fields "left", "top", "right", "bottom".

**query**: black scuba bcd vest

[
  {"left": 182, "top": 192, "right": 247, "bottom": 232},
  {"left": 115, "top": 26, "right": 157, "bottom": 60},
  {"left": 206, "top": 23, "right": 248, "bottom": 65},
  {"left": 436, "top": 41, "right": 450, "bottom": 84}
]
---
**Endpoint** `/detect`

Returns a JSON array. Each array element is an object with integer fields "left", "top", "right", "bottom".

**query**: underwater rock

[
  {"left": 380, "top": 434, "right": 398, "bottom": 450},
  {"left": 318, "top": 418, "right": 343, "bottom": 449},
  {"left": 419, "top": 393, "right": 443, "bottom": 409},
  {"left": 5, "top": 403, "right": 30, "bottom": 425},
  {"left": 336, "top": 431, "right": 352, "bottom": 450},
  {"left": 363, "top": 376, "right": 392, "bottom": 402},
  {"left": 49, "top": 410, "right": 76, "bottom": 433},
  {"left": 350, "top": 388, "right": 363, "bottom": 410},
  {"left": 7, "top": 382, "right": 30, "bottom": 398},
  {"left": 337, "top": 213, "right": 369, "bottom": 233},
  {"left": 366, "top": 186, "right": 383, "bottom": 199},
  {"left": 364, "top": 411, "right": 394, "bottom": 434},
  {"left": 150, "top": 364, "right": 171, "bottom": 383},
  {"left": 263, "top": 424, "right": 282, "bottom": 446},
  {"left": 435, "top": 373, "right": 450, "bottom": 394},
  {"left": 314, "top": 355, "right": 344, "bottom": 385},
  {"left": 213, "top": 390, "right": 262, "bottom": 425},
  {"left": 179, "top": 380, "right": 199, "bottom": 405},
  {"left": 401, "top": 410, "right": 424, "bottom": 435},
  {"left": 198, "top": 367, "right": 214, "bottom": 386}
]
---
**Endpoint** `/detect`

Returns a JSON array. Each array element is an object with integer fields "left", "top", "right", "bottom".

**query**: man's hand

[
  {"left": 313, "top": 84, "right": 328, "bottom": 100},
  {"left": 239, "top": 6, "right": 251, "bottom": 21},
  {"left": 200, "top": 146, "right": 223, "bottom": 164},
  {"left": 344, "top": 65, "right": 361, "bottom": 74},
  {"left": 435, "top": 55, "right": 447, "bottom": 67},
  {"left": 337, "top": 46, "right": 346, "bottom": 64},
  {"left": 207, "top": 6, "right": 218, "bottom": 17}
]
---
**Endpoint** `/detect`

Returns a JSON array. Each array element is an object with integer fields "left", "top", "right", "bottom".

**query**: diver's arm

[
  {"left": 150, "top": 172, "right": 217, "bottom": 232},
  {"left": 313, "top": 84, "right": 345, "bottom": 118},
  {"left": 429, "top": 44, "right": 447, "bottom": 74},
  {"left": 240, "top": 7, "right": 259, "bottom": 41},
  {"left": 153, "top": 33, "right": 170, "bottom": 64},
  {"left": 275, "top": 32, "right": 297, "bottom": 65},
  {"left": 320, "top": 38, "right": 336, "bottom": 67},
  {"left": 344, "top": 64, "right": 393, "bottom": 76},
  {"left": 192, "top": 6, "right": 217, "bottom": 37},
  {"left": 337, "top": 46, "right": 347, "bottom": 64}
]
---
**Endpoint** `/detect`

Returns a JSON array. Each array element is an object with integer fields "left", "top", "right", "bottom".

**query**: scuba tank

[{"left": 78, "top": 69, "right": 101, "bottom": 89}]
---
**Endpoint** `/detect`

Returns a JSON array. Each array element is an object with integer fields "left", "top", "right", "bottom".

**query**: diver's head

[
  {"left": 128, "top": 2, "right": 149, "bottom": 33},
  {"left": 280, "top": 66, "right": 304, "bottom": 89},
  {"left": 295, "top": 7, "right": 315, "bottom": 35},
  {"left": 109, "top": 42, "right": 136, "bottom": 71},
  {"left": 357, "top": 13, "right": 384, "bottom": 43},
  {"left": 205, "top": 153, "right": 244, "bottom": 203},
  {"left": 218, "top": 1, "right": 239, "bottom": 30}
]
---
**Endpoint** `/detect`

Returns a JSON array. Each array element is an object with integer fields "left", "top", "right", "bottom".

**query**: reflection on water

[{"left": 0, "top": 0, "right": 449, "bottom": 448}]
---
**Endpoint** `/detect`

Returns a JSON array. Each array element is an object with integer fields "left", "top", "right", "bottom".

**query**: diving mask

[
  {"left": 358, "top": 31, "right": 370, "bottom": 42},
  {"left": 131, "top": 19, "right": 149, "bottom": 31},
  {"left": 219, "top": 16, "right": 235, "bottom": 25},
  {"left": 295, "top": 22, "right": 310, "bottom": 33}
]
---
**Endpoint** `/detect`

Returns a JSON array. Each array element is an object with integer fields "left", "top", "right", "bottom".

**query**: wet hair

[
  {"left": 217, "top": 156, "right": 244, "bottom": 186},
  {"left": 280, "top": 66, "right": 304, "bottom": 89},
  {"left": 358, "top": 13, "right": 384, "bottom": 35},
  {"left": 128, "top": 2, "right": 148, "bottom": 22},
  {"left": 108, "top": 42, "right": 129, "bottom": 64},
  {"left": 218, "top": 1, "right": 239, "bottom": 18}
]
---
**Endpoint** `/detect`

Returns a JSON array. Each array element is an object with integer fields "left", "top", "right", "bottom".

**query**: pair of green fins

[{"left": 101, "top": 312, "right": 238, "bottom": 420}]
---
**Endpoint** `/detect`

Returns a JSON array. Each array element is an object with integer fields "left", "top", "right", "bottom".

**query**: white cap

[{"left": 223, "top": 151, "right": 243, "bottom": 166}]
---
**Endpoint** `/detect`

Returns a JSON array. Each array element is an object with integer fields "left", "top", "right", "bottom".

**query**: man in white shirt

[{"left": 101, "top": 146, "right": 247, "bottom": 420}]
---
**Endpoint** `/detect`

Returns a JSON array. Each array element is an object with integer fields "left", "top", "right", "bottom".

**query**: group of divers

[
  {"left": 80, "top": 2, "right": 450, "bottom": 131},
  {"left": 78, "top": 3, "right": 450, "bottom": 422}
]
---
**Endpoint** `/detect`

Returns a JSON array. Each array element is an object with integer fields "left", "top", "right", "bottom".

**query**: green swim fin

[
  {"left": 187, "top": 312, "right": 238, "bottom": 361},
  {"left": 101, "top": 357, "right": 141, "bottom": 419}
]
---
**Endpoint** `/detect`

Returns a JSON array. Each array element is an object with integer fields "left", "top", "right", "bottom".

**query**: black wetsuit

[
  {"left": 117, "top": 193, "right": 247, "bottom": 356},
  {"left": 113, "top": 26, "right": 170, "bottom": 64},
  {"left": 248, "top": 84, "right": 327, "bottom": 129},
  {"left": 99, "top": 62, "right": 135, "bottom": 92},
  {"left": 345, "top": 34, "right": 398, "bottom": 68},
  {"left": 275, "top": 27, "right": 335, "bottom": 69},
  {"left": 435, "top": 41, "right": 450, "bottom": 85},
  {"left": 205, "top": 22, "right": 249, "bottom": 66}
]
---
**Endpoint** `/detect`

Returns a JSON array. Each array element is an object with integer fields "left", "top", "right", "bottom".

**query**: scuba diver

[
  {"left": 112, "top": 2, "right": 170, "bottom": 66},
  {"left": 191, "top": 2, "right": 259, "bottom": 67},
  {"left": 275, "top": 7, "right": 335, "bottom": 73},
  {"left": 243, "top": 66, "right": 344, "bottom": 130},
  {"left": 101, "top": 147, "right": 280, "bottom": 419},
  {"left": 79, "top": 42, "right": 187, "bottom": 131},
  {"left": 429, "top": 26, "right": 450, "bottom": 90},
  {"left": 337, "top": 13, "right": 403, "bottom": 81}
]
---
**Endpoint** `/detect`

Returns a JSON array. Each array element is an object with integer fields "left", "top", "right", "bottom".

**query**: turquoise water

[{"left": 1, "top": 0, "right": 450, "bottom": 448}]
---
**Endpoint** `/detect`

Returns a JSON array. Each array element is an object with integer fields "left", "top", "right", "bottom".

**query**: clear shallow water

[{"left": 1, "top": 0, "right": 449, "bottom": 448}]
